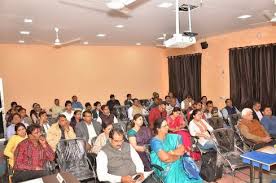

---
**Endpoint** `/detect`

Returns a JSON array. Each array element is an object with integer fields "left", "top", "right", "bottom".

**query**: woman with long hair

[{"left": 127, "top": 114, "right": 152, "bottom": 171}]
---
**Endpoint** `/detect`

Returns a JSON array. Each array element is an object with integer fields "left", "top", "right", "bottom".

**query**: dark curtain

[
  {"left": 229, "top": 43, "right": 276, "bottom": 112},
  {"left": 168, "top": 53, "right": 202, "bottom": 102}
]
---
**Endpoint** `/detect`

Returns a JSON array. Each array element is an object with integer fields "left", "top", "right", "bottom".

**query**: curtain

[
  {"left": 168, "top": 53, "right": 202, "bottom": 102},
  {"left": 229, "top": 43, "right": 276, "bottom": 111}
]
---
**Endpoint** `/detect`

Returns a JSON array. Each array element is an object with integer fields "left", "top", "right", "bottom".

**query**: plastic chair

[
  {"left": 211, "top": 128, "right": 250, "bottom": 182},
  {"left": 56, "top": 138, "right": 97, "bottom": 182}
]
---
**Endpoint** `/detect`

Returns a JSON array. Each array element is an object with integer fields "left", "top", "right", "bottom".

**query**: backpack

[{"left": 199, "top": 151, "right": 223, "bottom": 182}]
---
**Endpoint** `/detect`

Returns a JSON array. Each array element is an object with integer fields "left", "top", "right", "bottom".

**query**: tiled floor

[{"left": 216, "top": 168, "right": 276, "bottom": 183}]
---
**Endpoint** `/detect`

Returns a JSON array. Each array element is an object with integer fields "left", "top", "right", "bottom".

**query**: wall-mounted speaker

[{"left": 201, "top": 41, "right": 208, "bottom": 49}]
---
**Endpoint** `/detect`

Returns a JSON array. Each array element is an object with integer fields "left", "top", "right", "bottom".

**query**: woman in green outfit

[{"left": 150, "top": 118, "right": 202, "bottom": 183}]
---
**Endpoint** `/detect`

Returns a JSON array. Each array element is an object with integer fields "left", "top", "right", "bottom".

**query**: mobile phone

[{"left": 133, "top": 174, "right": 141, "bottom": 181}]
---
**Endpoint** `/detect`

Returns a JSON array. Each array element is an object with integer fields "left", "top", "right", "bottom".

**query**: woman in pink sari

[{"left": 166, "top": 107, "right": 200, "bottom": 160}]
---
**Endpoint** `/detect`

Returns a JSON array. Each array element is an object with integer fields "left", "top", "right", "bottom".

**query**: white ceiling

[{"left": 0, "top": 0, "right": 275, "bottom": 46}]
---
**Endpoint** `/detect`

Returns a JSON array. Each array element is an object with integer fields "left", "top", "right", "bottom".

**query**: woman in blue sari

[{"left": 150, "top": 118, "right": 202, "bottom": 183}]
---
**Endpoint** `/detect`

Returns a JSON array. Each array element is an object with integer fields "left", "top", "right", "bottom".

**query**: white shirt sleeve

[
  {"left": 96, "top": 150, "right": 122, "bottom": 183},
  {"left": 96, "top": 116, "right": 102, "bottom": 124},
  {"left": 128, "top": 107, "right": 133, "bottom": 120},
  {"left": 114, "top": 116, "right": 119, "bottom": 124},
  {"left": 130, "top": 145, "right": 144, "bottom": 174},
  {"left": 181, "top": 101, "right": 185, "bottom": 110},
  {"left": 188, "top": 121, "right": 197, "bottom": 137},
  {"left": 221, "top": 108, "right": 228, "bottom": 119}
]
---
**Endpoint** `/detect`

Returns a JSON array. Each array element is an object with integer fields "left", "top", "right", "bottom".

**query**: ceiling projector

[{"left": 164, "top": 33, "right": 196, "bottom": 48}]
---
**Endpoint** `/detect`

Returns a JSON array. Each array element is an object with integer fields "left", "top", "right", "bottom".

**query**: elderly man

[
  {"left": 238, "top": 108, "right": 276, "bottom": 149},
  {"left": 261, "top": 106, "right": 276, "bottom": 138},
  {"left": 96, "top": 128, "right": 144, "bottom": 183}
]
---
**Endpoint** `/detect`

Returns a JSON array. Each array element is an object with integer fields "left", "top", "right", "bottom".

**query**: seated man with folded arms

[
  {"left": 47, "top": 114, "right": 76, "bottom": 151},
  {"left": 12, "top": 124, "right": 55, "bottom": 182},
  {"left": 261, "top": 106, "right": 276, "bottom": 139},
  {"left": 238, "top": 108, "right": 276, "bottom": 149},
  {"left": 96, "top": 128, "right": 144, "bottom": 183}
]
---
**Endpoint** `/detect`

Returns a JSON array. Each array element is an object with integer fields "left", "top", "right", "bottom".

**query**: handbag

[{"left": 182, "top": 154, "right": 201, "bottom": 179}]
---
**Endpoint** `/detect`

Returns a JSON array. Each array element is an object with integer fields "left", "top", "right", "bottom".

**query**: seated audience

[
  {"left": 49, "top": 99, "right": 63, "bottom": 119},
  {"left": 92, "top": 121, "right": 113, "bottom": 154},
  {"left": 84, "top": 102, "right": 93, "bottom": 112},
  {"left": 187, "top": 102, "right": 206, "bottom": 121},
  {"left": 71, "top": 95, "right": 83, "bottom": 110},
  {"left": 181, "top": 94, "right": 194, "bottom": 112},
  {"left": 238, "top": 108, "right": 276, "bottom": 149},
  {"left": 97, "top": 128, "right": 145, "bottom": 183},
  {"left": 92, "top": 101, "right": 102, "bottom": 121},
  {"left": 261, "top": 106, "right": 276, "bottom": 138},
  {"left": 166, "top": 97, "right": 180, "bottom": 115},
  {"left": 5, "top": 101, "right": 18, "bottom": 124},
  {"left": 148, "top": 100, "right": 167, "bottom": 129},
  {"left": 6, "top": 113, "right": 28, "bottom": 140},
  {"left": 149, "top": 96, "right": 160, "bottom": 111},
  {"left": 99, "top": 105, "right": 118, "bottom": 125},
  {"left": 127, "top": 114, "right": 152, "bottom": 171},
  {"left": 165, "top": 95, "right": 171, "bottom": 105},
  {"left": 204, "top": 100, "right": 223, "bottom": 119},
  {"left": 30, "top": 103, "right": 42, "bottom": 124},
  {"left": 38, "top": 111, "right": 51, "bottom": 136},
  {"left": 4, "top": 123, "right": 27, "bottom": 167},
  {"left": 252, "top": 101, "right": 263, "bottom": 121},
  {"left": 75, "top": 110, "right": 102, "bottom": 152},
  {"left": 166, "top": 107, "right": 191, "bottom": 150},
  {"left": 127, "top": 98, "right": 148, "bottom": 120},
  {"left": 70, "top": 110, "right": 82, "bottom": 131},
  {"left": 12, "top": 124, "right": 55, "bottom": 182},
  {"left": 107, "top": 94, "right": 121, "bottom": 112},
  {"left": 62, "top": 100, "right": 74, "bottom": 121},
  {"left": 201, "top": 96, "right": 207, "bottom": 112},
  {"left": 221, "top": 98, "right": 240, "bottom": 119},
  {"left": 124, "top": 93, "right": 133, "bottom": 106},
  {"left": 150, "top": 118, "right": 202, "bottom": 183},
  {"left": 168, "top": 92, "right": 180, "bottom": 107},
  {"left": 47, "top": 114, "right": 76, "bottom": 151},
  {"left": 18, "top": 107, "right": 32, "bottom": 125},
  {"left": 149, "top": 92, "right": 159, "bottom": 106},
  {"left": 189, "top": 109, "right": 216, "bottom": 151}
]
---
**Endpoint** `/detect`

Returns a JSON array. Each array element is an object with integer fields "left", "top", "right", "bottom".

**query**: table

[{"left": 241, "top": 151, "right": 276, "bottom": 183}]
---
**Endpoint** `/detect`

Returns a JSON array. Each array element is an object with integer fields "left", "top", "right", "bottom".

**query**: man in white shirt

[
  {"left": 75, "top": 110, "right": 102, "bottom": 151},
  {"left": 127, "top": 98, "right": 148, "bottom": 121},
  {"left": 97, "top": 128, "right": 144, "bottom": 183},
  {"left": 252, "top": 101, "right": 263, "bottom": 121},
  {"left": 62, "top": 100, "right": 74, "bottom": 121}
]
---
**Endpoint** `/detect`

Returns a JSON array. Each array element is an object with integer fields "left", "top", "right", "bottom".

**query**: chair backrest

[
  {"left": 207, "top": 117, "right": 224, "bottom": 129},
  {"left": 228, "top": 114, "right": 241, "bottom": 129},
  {"left": 212, "top": 128, "right": 235, "bottom": 153},
  {"left": 113, "top": 105, "right": 129, "bottom": 121},
  {"left": 56, "top": 138, "right": 93, "bottom": 180},
  {"left": 140, "top": 99, "right": 151, "bottom": 110}
]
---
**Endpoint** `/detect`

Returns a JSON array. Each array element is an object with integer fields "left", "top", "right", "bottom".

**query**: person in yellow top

[
  {"left": 46, "top": 114, "right": 76, "bottom": 151},
  {"left": 4, "top": 123, "right": 27, "bottom": 167}
]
